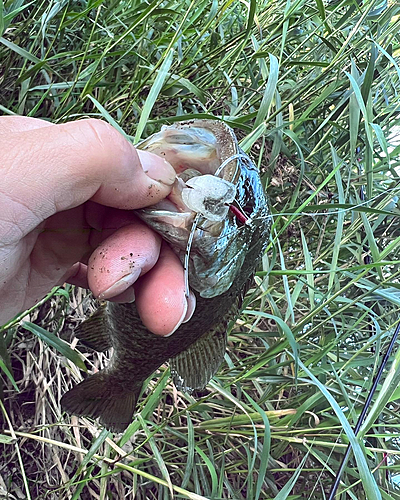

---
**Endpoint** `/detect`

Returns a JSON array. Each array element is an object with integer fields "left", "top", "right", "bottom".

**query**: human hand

[{"left": 0, "top": 116, "right": 196, "bottom": 336}]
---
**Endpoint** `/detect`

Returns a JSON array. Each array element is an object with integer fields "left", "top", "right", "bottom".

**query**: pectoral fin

[
  {"left": 169, "top": 325, "right": 227, "bottom": 393},
  {"left": 75, "top": 303, "right": 112, "bottom": 352}
]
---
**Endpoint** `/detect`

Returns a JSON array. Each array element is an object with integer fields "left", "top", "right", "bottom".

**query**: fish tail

[{"left": 61, "top": 372, "right": 142, "bottom": 432}]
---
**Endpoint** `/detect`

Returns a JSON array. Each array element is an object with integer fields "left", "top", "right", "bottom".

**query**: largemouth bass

[{"left": 61, "top": 120, "right": 270, "bottom": 432}]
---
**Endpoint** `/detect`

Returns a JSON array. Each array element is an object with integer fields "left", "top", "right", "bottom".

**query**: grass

[{"left": 1, "top": 0, "right": 400, "bottom": 498}]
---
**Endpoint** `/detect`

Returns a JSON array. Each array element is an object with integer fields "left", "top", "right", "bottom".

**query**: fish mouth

[
  {"left": 136, "top": 120, "right": 266, "bottom": 298},
  {"left": 136, "top": 120, "right": 240, "bottom": 235},
  {"left": 138, "top": 120, "right": 238, "bottom": 179}
]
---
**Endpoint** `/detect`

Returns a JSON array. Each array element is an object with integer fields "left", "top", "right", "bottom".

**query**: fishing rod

[
  {"left": 328, "top": 152, "right": 400, "bottom": 498},
  {"left": 328, "top": 320, "right": 400, "bottom": 498}
]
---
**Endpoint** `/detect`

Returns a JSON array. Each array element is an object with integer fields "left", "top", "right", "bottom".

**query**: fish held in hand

[{"left": 61, "top": 120, "right": 271, "bottom": 432}]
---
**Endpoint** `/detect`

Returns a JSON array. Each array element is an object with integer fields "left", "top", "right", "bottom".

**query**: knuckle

[
  {"left": 80, "top": 119, "right": 133, "bottom": 165},
  {"left": 81, "top": 119, "right": 121, "bottom": 147}
]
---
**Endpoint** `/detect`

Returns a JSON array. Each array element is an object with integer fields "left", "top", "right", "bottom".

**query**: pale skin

[{"left": 0, "top": 116, "right": 196, "bottom": 336}]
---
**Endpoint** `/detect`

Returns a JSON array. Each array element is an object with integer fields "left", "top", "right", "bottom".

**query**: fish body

[{"left": 61, "top": 120, "right": 271, "bottom": 432}]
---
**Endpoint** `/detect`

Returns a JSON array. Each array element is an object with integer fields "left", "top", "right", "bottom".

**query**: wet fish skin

[{"left": 61, "top": 120, "right": 270, "bottom": 432}]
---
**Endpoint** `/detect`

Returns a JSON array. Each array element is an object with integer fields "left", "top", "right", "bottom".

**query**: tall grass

[{"left": 1, "top": 0, "right": 400, "bottom": 498}]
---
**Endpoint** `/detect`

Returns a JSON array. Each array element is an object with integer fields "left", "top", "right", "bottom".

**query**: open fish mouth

[
  {"left": 136, "top": 120, "right": 269, "bottom": 298},
  {"left": 137, "top": 120, "right": 239, "bottom": 226}
]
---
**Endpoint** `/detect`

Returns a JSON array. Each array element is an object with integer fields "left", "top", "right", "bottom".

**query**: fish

[{"left": 61, "top": 119, "right": 271, "bottom": 432}]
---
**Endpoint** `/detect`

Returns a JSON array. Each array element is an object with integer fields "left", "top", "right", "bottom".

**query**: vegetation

[{"left": 1, "top": 0, "right": 400, "bottom": 498}]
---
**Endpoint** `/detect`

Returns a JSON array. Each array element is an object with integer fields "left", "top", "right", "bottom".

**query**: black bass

[{"left": 61, "top": 120, "right": 270, "bottom": 432}]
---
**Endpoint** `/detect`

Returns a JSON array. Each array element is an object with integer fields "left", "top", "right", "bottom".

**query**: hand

[{"left": 0, "top": 116, "right": 195, "bottom": 336}]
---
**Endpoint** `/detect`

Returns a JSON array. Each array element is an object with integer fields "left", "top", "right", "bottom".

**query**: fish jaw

[{"left": 136, "top": 120, "right": 270, "bottom": 298}]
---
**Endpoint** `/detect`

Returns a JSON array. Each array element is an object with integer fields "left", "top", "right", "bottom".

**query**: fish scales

[{"left": 61, "top": 120, "right": 271, "bottom": 432}]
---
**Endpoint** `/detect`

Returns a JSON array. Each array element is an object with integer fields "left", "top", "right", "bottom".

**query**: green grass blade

[
  {"left": 254, "top": 54, "right": 279, "bottom": 129},
  {"left": 371, "top": 123, "right": 389, "bottom": 165},
  {"left": 245, "top": 0, "right": 257, "bottom": 37},
  {"left": 360, "top": 212, "right": 383, "bottom": 280},
  {"left": 0, "top": 434, "right": 15, "bottom": 444},
  {"left": 181, "top": 413, "right": 195, "bottom": 489},
  {"left": 3, "top": 2, "right": 33, "bottom": 29},
  {"left": 300, "top": 228, "right": 315, "bottom": 308},
  {"left": 349, "top": 60, "right": 361, "bottom": 163},
  {"left": 345, "top": 71, "right": 374, "bottom": 152},
  {"left": 22, "top": 322, "right": 87, "bottom": 372},
  {"left": 244, "top": 392, "right": 271, "bottom": 500},
  {"left": 282, "top": 129, "right": 305, "bottom": 208},
  {"left": 0, "top": 0, "right": 4, "bottom": 37},
  {"left": 328, "top": 145, "right": 345, "bottom": 291},
  {"left": 374, "top": 40, "right": 400, "bottom": 80},
  {"left": 275, "top": 452, "right": 309, "bottom": 500},
  {"left": 315, "top": 0, "right": 325, "bottom": 19},
  {"left": 361, "top": 43, "right": 377, "bottom": 105},
  {"left": 0, "top": 36, "right": 41, "bottom": 63},
  {"left": 87, "top": 94, "right": 128, "bottom": 139},
  {"left": 138, "top": 415, "right": 174, "bottom": 496},
  {"left": 360, "top": 339, "right": 400, "bottom": 437},
  {"left": 76, "top": 428, "right": 110, "bottom": 475},
  {"left": 276, "top": 236, "right": 295, "bottom": 324},
  {"left": 246, "top": 311, "right": 298, "bottom": 374},
  {"left": 0, "top": 358, "right": 18, "bottom": 392},
  {"left": 194, "top": 446, "right": 218, "bottom": 497},
  {"left": 239, "top": 122, "right": 268, "bottom": 152},
  {"left": 70, "top": 465, "right": 96, "bottom": 500},
  {"left": 134, "top": 49, "right": 174, "bottom": 142}
]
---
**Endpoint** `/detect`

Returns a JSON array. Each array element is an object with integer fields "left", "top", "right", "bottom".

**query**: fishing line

[
  {"left": 214, "top": 152, "right": 249, "bottom": 177},
  {"left": 189, "top": 188, "right": 397, "bottom": 247},
  {"left": 183, "top": 154, "right": 398, "bottom": 307},
  {"left": 190, "top": 186, "right": 400, "bottom": 247},
  {"left": 250, "top": 185, "right": 400, "bottom": 220},
  {"left": 183, "top": 213, "right": 200, "bottom": 300},
  {"left": 183, "top": 152, "right": 247, "bottom": 299}
]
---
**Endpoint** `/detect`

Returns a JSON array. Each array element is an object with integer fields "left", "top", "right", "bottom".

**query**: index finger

[{"left": 0, "top": 118, "right": 176, "bottom": 240}]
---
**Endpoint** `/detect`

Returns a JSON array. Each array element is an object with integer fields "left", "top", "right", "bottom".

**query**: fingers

[
  {"left": 84, "top": 224, "right": 196, "bottom": 336},
  {"left": 0, "top": 118, "right": 176, "bottom": 240},
  {"left": 64, "top": 262, "right": 89, "bottom": 289},
  {"left": 135, "top": 243, "right": 196, "bottom": 337},
  {"left": 86, "top": 222, "right": 161, "bottom": 300},
  {"left": 65, "top": 262, "right": 138, "bottom": 303}
]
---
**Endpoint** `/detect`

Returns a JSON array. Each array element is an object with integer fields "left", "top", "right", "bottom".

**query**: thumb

[{"left": 1, "top": 118, "right": 176, "bottom": 237}]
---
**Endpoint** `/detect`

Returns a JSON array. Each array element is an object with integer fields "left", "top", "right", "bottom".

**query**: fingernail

[
  {"left": 108, "top": 287, "right": 136, "bottom": 303},
  {"left": 137, "top": 150, "right": 176, "bottom": 186},
  {"left": 98, "top": 268, "right": 141, "bottom": 299},
  {"left": 163, "top": 291, "right": 196, "bottom": 337}
]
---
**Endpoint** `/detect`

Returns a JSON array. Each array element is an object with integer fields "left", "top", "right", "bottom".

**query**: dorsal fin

[{"left": 169, "top": 325, "right": 227, "bottom": 393}]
